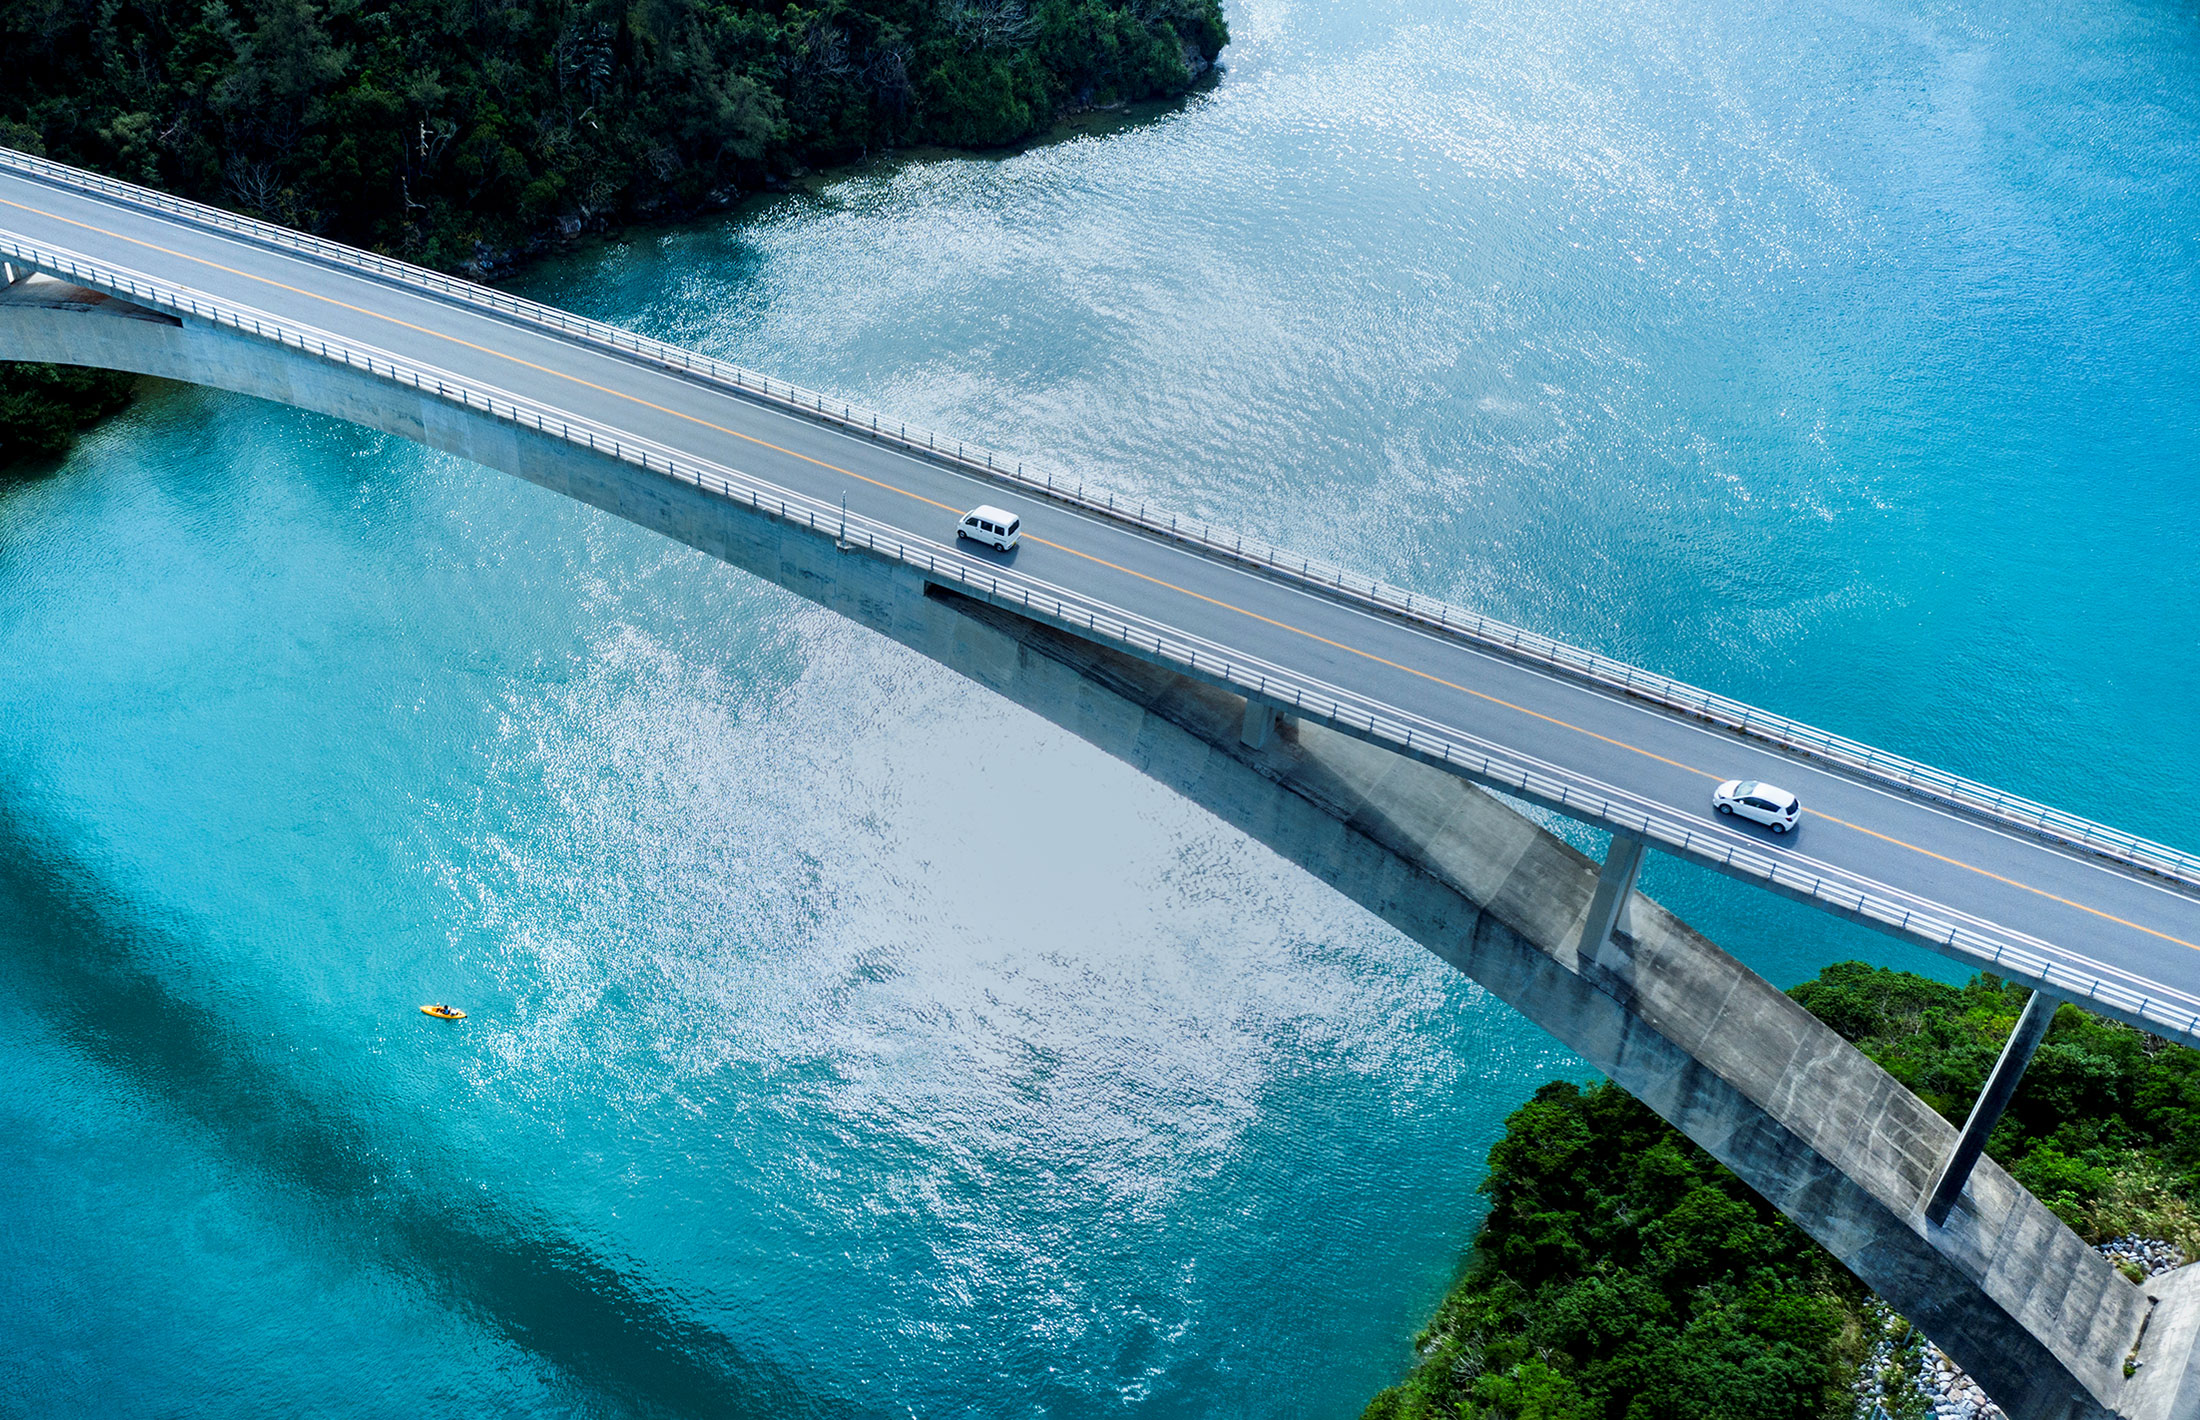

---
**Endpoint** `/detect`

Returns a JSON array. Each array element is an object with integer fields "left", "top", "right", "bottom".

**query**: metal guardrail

[
  {"left": 2, "top": 143, "right": 2190, "bottom": 897},
  {"left": 5, "top": 224, "right": 2195, "bottom": 1049}
]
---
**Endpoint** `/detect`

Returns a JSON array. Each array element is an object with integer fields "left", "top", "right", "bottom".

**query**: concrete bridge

[{"left": 4, "top": 147, "right": 2199, "bottom": 1419}]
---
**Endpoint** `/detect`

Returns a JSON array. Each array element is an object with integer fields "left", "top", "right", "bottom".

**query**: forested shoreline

[
  {"left": 1364, "top": 963, "right": 2200, "bottom": 1420},
  {"left": 0, "top": 0, "right": 1227, "bottom": 460}
]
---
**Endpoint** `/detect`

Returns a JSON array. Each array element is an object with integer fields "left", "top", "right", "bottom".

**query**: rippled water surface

[{"left": 6, "top": 0, "right": 2200, "bottom": 1413}]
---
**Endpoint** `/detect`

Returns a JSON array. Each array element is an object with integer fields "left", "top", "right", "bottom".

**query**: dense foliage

[
  {"left": 1362, "top": 1078, "right": 1867, "bottom": 1420},
  {"left": 0, "top": 362, "right": 136, "bottom": 462},
  {"left": 1794, "top": 962, "right": 2200, "bottom": 1253},
  {"left": 0, "top": 0, "right": 1226, "bottom": 268},
  {"left": 1363, "top": 963, "right": 2200, "bottom": 1420},
  {"left": 0, "top": 0, "right": 1224, "bottom": 458}
]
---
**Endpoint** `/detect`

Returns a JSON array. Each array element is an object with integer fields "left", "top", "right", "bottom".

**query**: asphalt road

[{"left": 6, "top": 163, "right": 2198, "bottom": 1028}]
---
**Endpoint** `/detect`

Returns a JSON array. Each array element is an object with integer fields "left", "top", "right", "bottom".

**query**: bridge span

[
  {"left": 3, "top": 148, "right": 2199, "bottom": 1419},
  {"left": 1, "top": 149, "right": 2194, "bottom": 1046}
]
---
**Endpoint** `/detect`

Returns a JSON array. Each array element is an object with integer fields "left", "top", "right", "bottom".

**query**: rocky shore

[{"left": 1854, "top": 1238, "right": 2188, "bottom": 1420}]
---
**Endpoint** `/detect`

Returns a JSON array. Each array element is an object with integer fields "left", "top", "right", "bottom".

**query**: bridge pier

[
  {"left": 6, "top": 279, "right": 2198, "bottom": 1420},
  {"left": 1239, "top": 699, "right": 1282, "bottom": 749},
  {"left": 1577, "top": 830, "right": 1646, "bottom": 982}
]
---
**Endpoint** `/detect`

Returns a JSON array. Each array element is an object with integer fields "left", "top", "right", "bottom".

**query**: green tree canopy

[{"left": 0, "top": 0, "right": 1227, "bottom": 268}]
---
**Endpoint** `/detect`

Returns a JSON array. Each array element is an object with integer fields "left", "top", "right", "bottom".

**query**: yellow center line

[
  {"left": 0, "top": 197, "right": 970, "bottom": 519},
  {"left": 17, "top": 192, "right": 2200, "bottom": 960},
  {"left": 1026, "top": 534, "right": 1711, "bottom": 777},
  {"left": 1809, "top": 808, "right": 2198, "bottom": 953},
  {"left": 1026, "top": 537, "right": 2200, "bottom": 956}
]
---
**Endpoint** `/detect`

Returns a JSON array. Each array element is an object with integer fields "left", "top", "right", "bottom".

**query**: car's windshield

[{"left": 1734, "top": 781, "right": 1758, "bottom": 797}]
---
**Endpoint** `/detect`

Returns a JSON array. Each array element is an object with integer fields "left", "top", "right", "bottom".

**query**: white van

[{"left": 956, "top": 505, "right": 1022, "bottom": 551}]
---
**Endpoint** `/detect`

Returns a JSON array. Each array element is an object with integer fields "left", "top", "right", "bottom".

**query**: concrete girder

[{"left": 5, "top": 291, "right": 2197, "bottom": 1420}]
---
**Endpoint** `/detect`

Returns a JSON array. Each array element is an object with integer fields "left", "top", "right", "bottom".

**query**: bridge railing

[
  {"left": 8, "top": 222, "right": 2196, "bottom": 1049},
  {"left": 5, "top": 144, "right": 2200, "bottom": 898}
]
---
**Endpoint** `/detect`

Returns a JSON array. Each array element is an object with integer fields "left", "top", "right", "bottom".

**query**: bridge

[{"left": 4, "top": 147, "right": 2199, "bottom": 1419}]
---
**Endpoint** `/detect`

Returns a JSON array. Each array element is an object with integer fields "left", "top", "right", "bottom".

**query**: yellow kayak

[{"left": 420, "top": 1004, "right": 466, "bottom": 1020}]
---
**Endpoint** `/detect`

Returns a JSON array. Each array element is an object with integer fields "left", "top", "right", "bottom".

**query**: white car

[
  {"left": 956, "top": 505, "right": 1022, "bottom": 551},
  {"left": 1713, "top": 779, "right": 1802, "bottom": 834}
]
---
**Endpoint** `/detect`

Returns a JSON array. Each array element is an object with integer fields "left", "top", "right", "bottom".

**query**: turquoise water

[{"left": 5, "top": 0, "right": 2200, "bottom": 1413}]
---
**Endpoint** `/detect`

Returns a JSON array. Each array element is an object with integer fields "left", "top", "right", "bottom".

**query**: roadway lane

[{"left": 6, "top": 165, "right": 2199, "bottom": 1019}]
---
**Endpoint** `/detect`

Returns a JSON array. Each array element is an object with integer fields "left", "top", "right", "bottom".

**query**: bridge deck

[{"left": 4, "top": 161, "right": 2197, "bottom": 1035}]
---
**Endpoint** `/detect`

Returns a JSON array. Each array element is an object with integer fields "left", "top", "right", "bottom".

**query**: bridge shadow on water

[{"left": 0, "top": 802, "right": 853, "bottom": 1420}]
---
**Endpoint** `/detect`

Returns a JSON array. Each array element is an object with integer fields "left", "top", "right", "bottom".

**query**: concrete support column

[
  {"left": 1578, "top": 831, "right": 1647, "bottom": 984},
  {"left": 1240, "top": 699, "right": 1279, "bottom": 749},
  {"left": 1926, "top": 988, "right": 2061, "bottom": 1226},
  {"left": 1581, "top": 830, "right": 1646, "bottom": 948}
]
